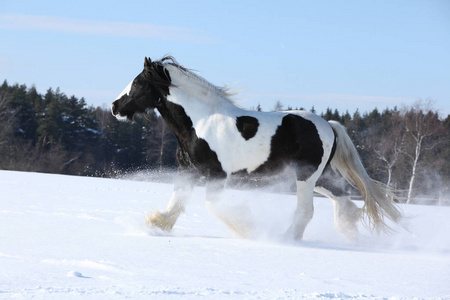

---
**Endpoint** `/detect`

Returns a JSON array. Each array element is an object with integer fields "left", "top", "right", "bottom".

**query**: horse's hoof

[
  {"left": 146, "top": 210, "right": 164, "bottom": 228},
  {"left": 281, "top": 229, "right": 304, "bottom": 242},
  {"left": 146, "top": 210, "right": 175, "bottom": 232}
]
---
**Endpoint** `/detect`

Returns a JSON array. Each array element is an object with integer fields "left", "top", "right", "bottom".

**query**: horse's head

[{"left": 111, "top": 57, "right": 171, "bottom": 121}]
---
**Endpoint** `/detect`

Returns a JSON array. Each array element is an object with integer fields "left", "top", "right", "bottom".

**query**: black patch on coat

[
  {"left": 236, "top": 116, "right": 259, "bottom": 140},
  {"left": 157, "top": 100, "right": 226, "bottom": 180},
  {"left": 252, "top": 114, "right": 324, "bottom": 181}
]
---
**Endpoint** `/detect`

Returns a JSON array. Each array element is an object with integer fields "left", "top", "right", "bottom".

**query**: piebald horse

[{"left": 111, "top": 56, "right": 401, "bottom": 241}]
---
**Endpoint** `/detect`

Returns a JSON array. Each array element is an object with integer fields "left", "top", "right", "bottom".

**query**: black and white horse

[{"left": 111, "top": 56, "right": 401, "bottom": 241}]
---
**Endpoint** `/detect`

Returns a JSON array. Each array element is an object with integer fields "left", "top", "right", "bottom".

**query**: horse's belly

[{"left": 205, "top": 130, "right": 276, "bottom": 175}]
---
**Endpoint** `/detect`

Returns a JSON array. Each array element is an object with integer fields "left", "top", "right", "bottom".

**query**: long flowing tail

[{"left": 328, "top": 121, "right": 402, "bottom": 231}]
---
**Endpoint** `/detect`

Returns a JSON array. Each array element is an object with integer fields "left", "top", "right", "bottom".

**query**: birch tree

[{"left": 402, "top": 101, "right": 442, "bottom": 203}]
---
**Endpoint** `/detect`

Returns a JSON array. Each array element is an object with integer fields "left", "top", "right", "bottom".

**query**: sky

[{"left": 1, "top": 0, "right": 449, "bottom": 116}]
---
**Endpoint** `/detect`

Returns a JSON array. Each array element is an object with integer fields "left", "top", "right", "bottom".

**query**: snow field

[{"left": 0, "top": 170, "right": 449, "bottom": 299}]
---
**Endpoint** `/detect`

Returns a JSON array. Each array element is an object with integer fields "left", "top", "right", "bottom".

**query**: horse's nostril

[{"left": 111, "top": 103, "right": 117, "bottom": 116}]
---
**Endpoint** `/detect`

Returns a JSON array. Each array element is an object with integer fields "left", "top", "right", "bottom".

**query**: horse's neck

[
  {"left": 169, "top": 85, "right": 235, "bottom": 114},
  {"left": 165, "top": 65, "right": 241, "bottom": 120},
  {"left": 157, "top": 72, "right": 241, "bottom": 142}
]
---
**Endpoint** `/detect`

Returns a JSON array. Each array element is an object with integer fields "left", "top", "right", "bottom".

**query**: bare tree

[
  {"left": 157, "top": 118, "right": 168, "bottom": 171},
  {"left": 147, "top": 117, "right": 175, "bottom": 170},
  {"left": 373, "top": 110, "right": 405, "bottom": 189},
  {"left": 401, "top": 100, "right": 443, "bottom": 203},
  {"left": 95, "top": 106, "right": 114, "bottom": 132}
]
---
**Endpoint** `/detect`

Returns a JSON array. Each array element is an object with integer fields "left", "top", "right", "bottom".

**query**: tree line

[
  {"left": 0, "top": 80, "right": 178, "bottom": 176},
  {"left": 1, "top": 80, "right": 449, "bottom": 203}
]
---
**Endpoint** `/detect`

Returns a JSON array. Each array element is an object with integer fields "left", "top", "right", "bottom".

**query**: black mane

[{"left": 143, "top": 56, "right": 172, "bottom": 89}]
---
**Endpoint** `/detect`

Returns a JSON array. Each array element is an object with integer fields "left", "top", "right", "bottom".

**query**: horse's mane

[{"left": 157, "top": 55, "right": 234, "bottom": 100}]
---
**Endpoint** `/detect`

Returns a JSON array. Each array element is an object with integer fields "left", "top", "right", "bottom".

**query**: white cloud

[{"left": 0, "top": 14, "right": 213, "bottom": 42}]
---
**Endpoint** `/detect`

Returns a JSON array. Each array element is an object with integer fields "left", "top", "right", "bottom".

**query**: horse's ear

[{"left": 144, "top": 57, "right": 152, "bottom": 68}]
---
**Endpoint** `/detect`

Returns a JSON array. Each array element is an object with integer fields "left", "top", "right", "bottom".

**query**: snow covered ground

[{"left": 1, "top": 170, "right": 449, "bottom": 299}]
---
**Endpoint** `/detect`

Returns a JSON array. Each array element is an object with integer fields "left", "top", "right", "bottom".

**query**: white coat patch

[{"left": 116, "top": 80, "right": 133, "bottom": 100}]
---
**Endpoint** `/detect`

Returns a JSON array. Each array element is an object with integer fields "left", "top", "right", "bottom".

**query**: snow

[{"left": 1, "top": 170, "right": 449, "bottom": 299}]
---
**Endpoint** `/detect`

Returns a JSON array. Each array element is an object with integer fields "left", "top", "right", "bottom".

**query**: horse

[{"left": 111, "top": 56, "right": 401, "bottom": 241}]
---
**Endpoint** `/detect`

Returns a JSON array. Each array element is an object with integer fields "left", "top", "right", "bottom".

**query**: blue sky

[{"left": 1, "top": 0, "right": 449, "bottom": 116}]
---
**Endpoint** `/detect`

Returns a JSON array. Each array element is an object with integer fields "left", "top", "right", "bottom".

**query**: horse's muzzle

[{"left": 111, "top": 101, "right": 119, "bottom": 116}]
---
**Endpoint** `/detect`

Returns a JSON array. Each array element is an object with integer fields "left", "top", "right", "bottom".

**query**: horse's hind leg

[
  {"left": 332, "top": 196, "right": 360, "bottom": 242},
  {"left": 284, "top": 180, "right": 315, "bottom": 241},
  {"left": 315, "top": 168, "right": 361, "bottom": 242},
  {"left": 205, "top": 180, "right": 254, "bottom": 238}
]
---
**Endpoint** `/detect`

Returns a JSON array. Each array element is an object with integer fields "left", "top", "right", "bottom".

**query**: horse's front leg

[
  {"left": 146, "top": 173, "right": 194, "bottom": 231},
  {"left": 205, "top": 180, "right": 254, "bottom": 238},
  {"left": 284, "top": 180, "right": 315, "bottom": 240}
]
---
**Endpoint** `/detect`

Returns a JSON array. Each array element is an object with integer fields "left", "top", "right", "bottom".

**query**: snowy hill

[{"left": 1, "top": 170, "right": 449, "bottom": 299}]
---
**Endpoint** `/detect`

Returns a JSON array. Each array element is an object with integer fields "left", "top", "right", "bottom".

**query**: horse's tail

[{"left": 327, "top": 120, "right": 401, "bottom": 231}]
